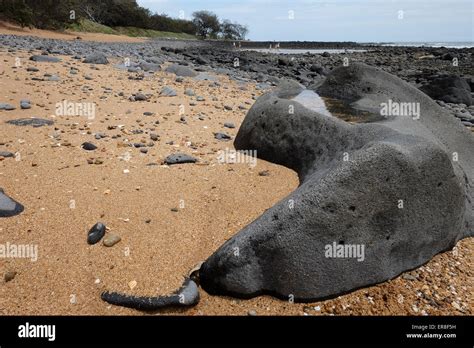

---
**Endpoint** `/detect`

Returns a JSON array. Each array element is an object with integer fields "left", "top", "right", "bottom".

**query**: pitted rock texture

[{"left": 200, "top": 63, "right": 473, "bottom": 301}]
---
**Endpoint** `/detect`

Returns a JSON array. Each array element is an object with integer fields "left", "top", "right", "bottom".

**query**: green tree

[
  {"left": 220, "top": 20, "right": 248, "bottom": 40},
  {"left": 192, "top": 10, "right": 220, "bottom": 39}
]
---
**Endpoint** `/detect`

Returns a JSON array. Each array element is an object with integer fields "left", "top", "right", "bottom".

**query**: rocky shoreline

[{"left": 1, "top": 34, "right": 472, "bottom": 128}]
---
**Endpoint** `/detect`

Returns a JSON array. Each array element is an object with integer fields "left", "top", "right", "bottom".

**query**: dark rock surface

[
  {"left": 160, "top": 86, "right": 177, "bottom": 97},
  {"left": 0, "top": 103, "right": 16, "bottom": 110},
  {"left": 87, "top": 222, "right": 106, "bottom": 245},
  {"left": 165, "top": 64, "right": 198, "bottom": 77},
  {"left": 29, "top": 55, "right": 61, "bottom": 63},
  {"left": 6, "top": 118, "right": 54, "bottom": 127},
  {"left": 0, "top": 188, "right": 24, "bottom": 218},
  {"left": 164, "top": 153, "right": 197, "bottom": 165},
  {"left": 102, "top": 278, "right": 199, "bottom": 310},
  {"left": 83, "top": 53, "right": 109, "bottom": 64},
  {"left": 81, "top": 142, "right": 97, "bottom": 151},
  {"left": 420, "top": 76, "right": 472, "bottom": 105},
  {"left": 200, "top": 63, "right": 473, "bottom": 301},
  {"left": 0, "top": 151, "right": 14, "bottom": 158}
]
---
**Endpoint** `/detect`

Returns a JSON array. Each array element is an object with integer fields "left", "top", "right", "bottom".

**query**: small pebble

[
  {"left": 87, "top": 222, "right": 106, "bottom": 245},
  {"left": 103, "top": 234, "right": 121, "bottom": 247},
  {"left": 4, "top": 271, "right": 17, "bottom": 282}
]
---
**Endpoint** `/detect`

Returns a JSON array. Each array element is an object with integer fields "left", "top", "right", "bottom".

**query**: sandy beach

[{"left": 0, "top": 27, "right": 472, "bottom": 316}]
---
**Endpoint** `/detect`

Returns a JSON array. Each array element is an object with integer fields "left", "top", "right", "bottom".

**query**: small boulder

[{"left": 83, "top": 53, "right": 109, "bottom": 65}]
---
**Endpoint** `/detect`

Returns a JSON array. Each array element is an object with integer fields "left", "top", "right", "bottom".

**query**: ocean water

[
  {"left": 291, "top": 90, "right": 332, "bottom": 117},
  {"left": 240, "top": 48, "right": 367, "bottom": 55},
  {"left": 239, "top": 42, "right": 473, "bottom": 55},
  {"left": 380, "top": 42, "right": 474, "bottom": 48}
]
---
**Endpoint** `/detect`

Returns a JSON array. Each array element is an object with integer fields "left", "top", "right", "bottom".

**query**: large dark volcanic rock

[{"left": 200, "top": 63, "right": 473, "bottom": 301}]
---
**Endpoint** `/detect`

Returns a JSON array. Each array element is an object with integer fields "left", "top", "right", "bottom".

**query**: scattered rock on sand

[
  {"left": 6, "top": 118, "right": 53, "bottom": 127},
  {"left": 0, "top": 103, "right": 16, "bottom": 111},
  {"left": 103, "top": 234, "right": 121, "bottom": 247},
  {"left": 165, "top": 64, "right": 198, "bottom": 77},
  {"left": 224, "top": 122, "right": 235, "bottom": 129},
  {"left": 46, "top": 75, "right": 60, "bottom": 82},
  {"left": 164, "top": 153, "right": 197, "bottom": 165},
  {"left": 0, "top": 151, "right": 14, "bottom": 158},
  {"left": 0, "top": 189, "right": 24, "bottom": 218},
  {"left": 160, "top": 86, "right": 177, "bottom": 97},
  {"left": 134, "top": 92, "right": 148, "bottom": 101},
  {"left": 20, "top": 100, "right": 31, "bottom": 109},
  {"left": 87, "top": 222, "right": 106, "bottom": 245},
  {"left": 81, "top": 142, "right": 97, "bottom": 151},
  {"left": 83, "top": 53, "right": 109, "bottom": 65},
  {"left": 214, "top": 132, "right": 232, "bottom": 141},
  {"left": 139, "top": 62, "right": 161, "bottom": 72},
  {"left": 4, "top": 271, "right": 17, "bottom": 282},
  {"left": 29, "top": 55, "right": 61, "bottom": 63}
]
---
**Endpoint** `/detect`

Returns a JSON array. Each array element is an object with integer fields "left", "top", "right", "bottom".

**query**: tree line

[{"left": 0, "top": 0, "right": 249, "bottom": 40}]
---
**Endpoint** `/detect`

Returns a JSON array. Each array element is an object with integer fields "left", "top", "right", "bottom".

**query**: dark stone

[
  {"left": 420, "top": 76, "right": 472, "bottom": 106},
  {"left": 6, "top": 118, "right": 53, "bottom": 127},
  {"left": 0, "top": 151, "right": 14, "bottom": 158},
  {"left": 195, "top": 56, "right": 210, "bottom": 65},
  {"left": 101, "top": 278, "right": 199, "bottom": 310},
  {"left": 135, "top": 93, "right": 148, "bottom": 101},
  {"left": 81, "top": 142, "right": 97, "bottom": 151},
  {"left": 214, "top": 133, "right": 232, "bottom": 141},
  {"left": 160, "top": 86, "right": 177, "bottom": 97},
  {"left": 165, "top": 64, "right": 198, "bottom": 77},
  {"left": 29, "top": 55, "right": 61, "bottom": 63},
  {"left": 164, "top": 153, "right": 197, "bottom": 165},
  {"left": 83, "top": 53, "right": 109, "bottom": 65},
  {"left": 139, "top": 62, "right": 161, "bottom": 72},
  {"left": 309, "top": 64, "right": 329, "bottom": 75},
  {"left": 0, "top": 189, "right": 24, "bottom": 218},
  {"left": 87, "top": 222, "right": 106, "bottom": 245},
  {"left": 20, "top": 100, "right": 31, "bottom": 109},
  {"left": 0, "top": 103, "right": 15, "bottom": 111}
]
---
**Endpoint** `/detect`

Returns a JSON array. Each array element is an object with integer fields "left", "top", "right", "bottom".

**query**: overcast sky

[{"left": 137, "top": 0, "right": 473, "bottom": 42}]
